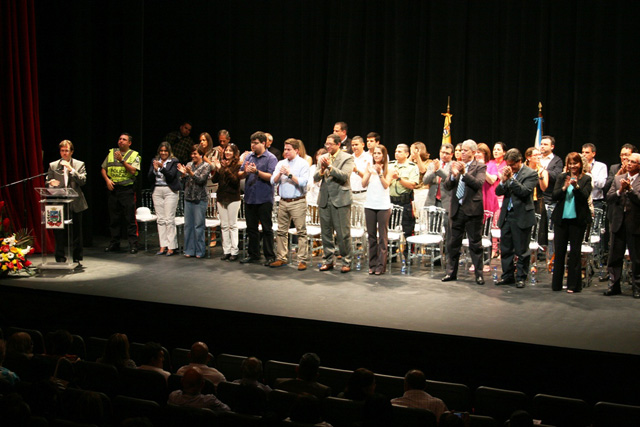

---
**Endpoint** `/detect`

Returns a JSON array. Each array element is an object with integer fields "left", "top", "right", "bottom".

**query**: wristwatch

[{"left": 288, "top": 173, "right": 293, "bottom": 179}]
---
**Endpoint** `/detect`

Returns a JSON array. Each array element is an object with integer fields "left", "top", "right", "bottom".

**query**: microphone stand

[{"left": 0, "top": 172, "right": 49, "bottom": 232}]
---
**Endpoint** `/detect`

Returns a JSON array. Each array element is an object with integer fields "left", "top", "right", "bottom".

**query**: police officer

[{"left": 101, "top": 133, "right": 142, "bottom": 254}]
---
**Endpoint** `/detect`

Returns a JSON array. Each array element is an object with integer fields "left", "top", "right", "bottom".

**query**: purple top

[{"left": 241, "top": 150, "right": 278, "bottom": 204}]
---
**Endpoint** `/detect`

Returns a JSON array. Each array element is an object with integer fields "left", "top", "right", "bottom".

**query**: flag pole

[{"left": 441, "top": 97, "right": 452, "bottom": 145}]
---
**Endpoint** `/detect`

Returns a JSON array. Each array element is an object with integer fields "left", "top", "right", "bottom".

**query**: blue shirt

[
  {"left": 271, "top": 155, "right": 310, "bottom": 199},
  {"left": 562, "top": 185, "right": 577, "bottom": 219},
  {"left": 241, "top": 150, "right": 278, "bottom": 204}
]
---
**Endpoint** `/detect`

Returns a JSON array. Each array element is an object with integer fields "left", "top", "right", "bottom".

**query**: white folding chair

[{"left": 406, "top": 206, "right": 447, "bottom": 274}]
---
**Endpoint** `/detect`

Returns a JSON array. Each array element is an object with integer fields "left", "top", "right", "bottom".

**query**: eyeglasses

[{"left": 628, "top": 160, "right": 640, "bottom": 165}]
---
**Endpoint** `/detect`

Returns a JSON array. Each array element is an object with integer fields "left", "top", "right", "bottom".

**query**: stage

[{"left": 1, "top": 238, "right": 640, "bottom": 405}]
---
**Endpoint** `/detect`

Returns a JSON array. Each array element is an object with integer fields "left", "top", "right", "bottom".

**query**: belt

[
  {"left": 352, "top": 190, "right": 367, "bottom": 194},
  {"left": 280, "top": 196, "right": 305, "bottom": 202}
]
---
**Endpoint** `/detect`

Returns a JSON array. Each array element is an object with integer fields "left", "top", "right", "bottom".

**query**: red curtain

[{"left": 1, "top": 0, "right": 53, "bottom": 252}]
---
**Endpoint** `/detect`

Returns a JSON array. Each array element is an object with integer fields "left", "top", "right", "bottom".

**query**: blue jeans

[{"left": 184, "top": 199, "right": 207, "bottom": 257}]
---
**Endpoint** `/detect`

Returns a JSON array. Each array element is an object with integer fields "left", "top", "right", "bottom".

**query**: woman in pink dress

[{"left": 476, "top": 143, "right": 500, "bottom": 263}]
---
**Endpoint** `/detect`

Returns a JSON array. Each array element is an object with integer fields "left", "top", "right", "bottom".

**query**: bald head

[{"left": 190, "top": 342, "right": 211, "bottom": 364}]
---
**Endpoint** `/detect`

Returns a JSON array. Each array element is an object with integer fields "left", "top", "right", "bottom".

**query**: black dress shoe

[
  {"left": 263, "top": 258, "right": 276, "bottom": 267},
  {"left": 104, "top": 245, "right": 120, "bottom": 253},
  {"left": 240, "top": 256, "right": 259, "bottom": 264},
  {"left": 55, "top": 256, "right": 67, "bottom": 263},
  {"left": 603, "top": 287, "right": 622, "bottom": 296},
  {"left": 476, "top": 276, "right": 485, "bottom": 285},
  {"left": 495, "top": 278, "right": 515, "bottom": 286},
  {"left": 130, "top": 247, "right": 139, "bottom": 254},
  {"left": 441, "top": 274, "right": 456, "bottom": 282},
  {"left": 220, "top": 254, "right": 231, "bottom": 261},
  {"left": 516, "top": 280, "right": 525, "bottom": 288},
  {"left": 229, "top": 255, "right": 238, "bottom": 262}
]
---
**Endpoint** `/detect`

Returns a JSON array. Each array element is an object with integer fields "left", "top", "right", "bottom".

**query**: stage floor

[{"left": 5, "top": 239, "right": 640, "bottom": 356}]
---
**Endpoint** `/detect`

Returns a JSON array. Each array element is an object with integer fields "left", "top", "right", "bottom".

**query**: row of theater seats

[{"left": 2, "top": 326, "right": 640, "bottom": 426}]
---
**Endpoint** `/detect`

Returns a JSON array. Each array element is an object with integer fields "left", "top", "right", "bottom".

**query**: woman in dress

[
  {"left": 474, "top": 143, "right": 499, "bottom": 270},
  {"left": 148, "top": 142, "right": 181, "bottom": 256},
  {"left": 551, "top": 152, "right": 592, "bottom": 293},
  {"left": 488, "top": 142, "right": 508, "bottom": 205},
  {"left": 362, "top": 145, "right": 393, "bottom": 275},
  {"left": 177, "top": 145, "right": 212, "bottom": 258},
  {"left": 211, "top": 144, "right": 242, "bottom": 261}
]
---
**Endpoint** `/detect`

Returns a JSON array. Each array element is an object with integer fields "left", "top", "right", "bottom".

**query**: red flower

[
  {"left": 25, "top": 260, "right": 32, "bottom": 267},
  {"left": 0, "top": 200, "right": 4, "bottom": 209},
  {"left": 29, "top": 247, "right": 35, "bottom": 254},
  {"left": 1, "top": 245, "right": 9, "bottom": 253}
]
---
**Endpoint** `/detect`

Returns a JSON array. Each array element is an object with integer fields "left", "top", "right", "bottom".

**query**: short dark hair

[
  {"left": 335, "top": 121, "right": 348, "bottom": 132},
  {"left": 298, "top": 353, "right": 321, "bottom": 381},
  {"left": 192, "top": 144, "right": 205, "bottom": 156},
  {"left": 404, "top": 369, "right": 426, "bottom": 390},
  {"left": 121, "top": 133, "right": 133, "bottom": 143},
  {"left": 327, "top": 134, "right": 341, "bottom": 145},
  {"left": 541, "top": 135, "right": 555, "bottom": 146},
  {"left": 582, "top": 143, "right": 596, "bottom": 152},
  {"left": 621, "top": 143, "right": 638, "bottom": 153},
  {"left": 504, "top": 148, "right": 523, "bottom": 163},
  {"left": 366, "top": 132, "right": 380, "bottom": 142},
  {"left": 241, "top": 357, "right": 263, "bottom": 381},
  {"left": 250, "top": 131, "right": 267, "bottom": 144},
  {"left": 284, "top": 138, "right": 300, "bottom": 151},
  {"left": 140, "top": 342, "right": 163, "bottom": 365}
]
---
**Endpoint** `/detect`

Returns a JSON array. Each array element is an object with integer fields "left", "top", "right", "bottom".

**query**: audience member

[
  {"left": 440, "top": 411, "right": 468, "bottom": 427},
  {"left": 315, "top": 133, "right": 355, "bottom": 273},
  {"left": 442, "top": 139, "right": 487, "bottom": 285},
  {"left": 333, "top": 121, "right": 352, "bottom": 153},
  {"left": 506, "top": 409, "right": 534, "bottom": 427},
  {"left": 551, "top": 152, "right": 593, "bottom": 293},
  {"left": 214, "top": 129, "right": 232, "bottom": 159},
  {"left": 362, "top": 144, "right": 392, "bottom": 275},
  {"left": 338, "top": 368, "right": 376, "bottom": 401},
  {"left": 168, "top": 366, "right": 230, "bottom": 413},
  {"left": 232, "top": 357, "right": 271, "bottom": 393},
  {"left": 148, "top": 141, "right": 181, "bottom": 257},
  {"left": 604, "top": 152, "right": 640, "bottom": 298},
  {"left": 101, "top": 133, "right": 141, "bottom": 254},
  {"left": 178, "top": 144, "right": 212, "bottom": 259},
  {"left": 274, "top": 352, "right": 331, "bottom": 398},
  {"left": 165, "top": 121, "right": 194, "bottom": 165},
  {"left": 495, "top": 148, "right": 538, "bottom": 288},
  {"left": 270, "top": 138, "right": 310, "bottom": 270},
  {"left": 46, "top": 139, "right": 87, "bottom": 265},
  {"left": 0, "top": 339, "right": 20, "bottom": 386},
  {"left": 238, "top": 131, "right": 278, "bottom": 266},
  {"left": 391, "top": 369, "right": 448, "bottom": 420},
  {"left": 176, "top": 341, "right": 226, "bottom": 385},
  {"left": 350, "top": 136, "right": 372, "bottom": 205},
  {"left": 97, "top": 332, "right": 136, "bottom": 370},
  {"left": 211, "top": 143, "right": 242, "bottom": 261},
  {"left": 3, "top": 332, "right": 35, "bottom": 381},
  {"left": 137, "top": 342, "right": 170, "bottom": 381}
]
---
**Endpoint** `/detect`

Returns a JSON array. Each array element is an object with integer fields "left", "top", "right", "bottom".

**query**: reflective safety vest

[{"left": 106, "top": 148, "right": 139, "bottom": 186}]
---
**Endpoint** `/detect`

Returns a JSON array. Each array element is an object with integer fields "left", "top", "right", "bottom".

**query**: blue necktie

[
  {"left": 507, "top": 172, "right": 519, "bottom": 211},
  {"left": 456, "top": 177, "right": 465, "bottom": 204}
]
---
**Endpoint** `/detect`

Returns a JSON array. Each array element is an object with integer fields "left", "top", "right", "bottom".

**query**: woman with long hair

[
  {"left": 211, "top": 144, "right": 241, "bottom": 261},
  {"left": 488, "top": 142, "right": 508, "bottom": 205},
  {"left": 178, "top": 145, "right": 212, "bottom": 258},
  {"left": 97, "top": 333, "right": 136, "bottom": 370},
  {"left": 148, "top": 142, "right": 181, "bottom": 256},
  {"left": 551, "top": 152, "right": 592, "bottom": 293},
  {"left": 199, "top": 132, "right": 220, "bottom": 247},
  {"left": 362, "top": 145, "right": 393, "bottom": 275}
]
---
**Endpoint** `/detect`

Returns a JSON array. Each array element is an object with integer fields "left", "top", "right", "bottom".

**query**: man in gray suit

[
  {"left": 495, "top": 149, "right": 538, "bottom": 288},
  {"left": 423, "top": 143, "right": 454, "bottom": 209},
  {"left": 46, "top": 140, "right": 88, "bottom": 265},
  {"left": 605, "top": 152, "right": 640, "bottom": 298},
  {"left": 314, "top": 133, "right": 355, "bottom": 273}
]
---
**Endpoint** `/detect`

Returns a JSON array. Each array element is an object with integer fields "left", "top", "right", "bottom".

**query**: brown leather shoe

[
  {"left": 341, "top": 265, "right": 351, "bottom": 273},
  {"left": 269, "top": 259, "right": 288, "bottom": 268},
  {"left": 319, "top": 263, "right": 334, "bottom": 271},
  {"left": 297, "top": 262, "right": 307, "bottom": 271}
]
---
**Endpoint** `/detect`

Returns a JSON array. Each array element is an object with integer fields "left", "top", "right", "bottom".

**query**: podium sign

[{"left": 34, "top": 187, "right": 79, "bottom": 271}]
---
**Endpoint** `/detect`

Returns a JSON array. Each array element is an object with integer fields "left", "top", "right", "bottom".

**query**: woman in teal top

[{"left": 551, "top": 152, "right": 593, "bottom": 293}]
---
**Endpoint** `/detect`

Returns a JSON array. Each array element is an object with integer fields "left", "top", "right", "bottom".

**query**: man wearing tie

[
  {"left": 315, "top": 133, "right": 355, "bottom": 273},
  {"left": 604, "top": 152, "right": 640, "bottom": 298},
  {"left": 495, "top": 149, "right": 538, "bottom": 288},
  {"left": 424, "top": 143, "right": 454, "bottom": 209},
  {"left": 441, "top": 139, "right": 486, "bottom": 285},
  {"left": 46, "top": 140, "right": 88, "bottom": 265}
]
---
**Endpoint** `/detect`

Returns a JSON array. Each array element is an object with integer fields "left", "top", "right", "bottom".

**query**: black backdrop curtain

[
  {"left": 1, "top": 0, "right": 53, "bottom": 252},
  {"left": 33, "top": 0, "right": 640, "bottom": 236}
]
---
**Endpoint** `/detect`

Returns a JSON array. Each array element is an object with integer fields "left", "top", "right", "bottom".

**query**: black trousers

[
  {"left": 552, "top": 218, "right": 586, "bottom": 291},
  {"left": 446, "top": 210, "right": 483, "bottom": 278},
  {"left": 245, "top": 202, "right": 275, "bottom": 260},
  {"left": 108, "top": 186, "right": 138, "bottom": 247},
  {"left": 500, "top": 213, "right": 532, "bottom": 281}
]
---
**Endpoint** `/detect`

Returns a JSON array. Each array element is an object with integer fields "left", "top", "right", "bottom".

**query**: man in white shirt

[
  {"left": 350, "top": 136, "right": 372, "bottom": 205},
  {"left": 582, "top": 143, "right": 607, "bottom": 211},
  {"left": 176, "top": 342, "right": 226, "bottom": 386},
  {"left": 391, "top": 370, "right": 448, "bottom": 421}
]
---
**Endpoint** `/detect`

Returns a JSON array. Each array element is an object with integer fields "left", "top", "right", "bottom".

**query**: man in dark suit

[
  {"left": 424, "top": 143, "right": 454, "bottom": 209},
  {"left": 442, "top": 139, "right": 487, "bottom": 285},
  {"left": 539, "top": 136, "right": 564, "bottom": 210},
  {"left": 495, "top": 149, "right": 538, "bottom": 288},
  {"left": 604, "top": 152, "right": 640, "bottom": 298},
  {"left": 46, "top": 140, "right": 88, "bottom": 265},
  {"left": 603, "top": 143, "right": 637, "bottom": 197},
  {"left": 314, "top": 133, "right": 355, "bottom": 273},
  {"left": 333, "top": 121, "right": 352, "bottom": 154}
]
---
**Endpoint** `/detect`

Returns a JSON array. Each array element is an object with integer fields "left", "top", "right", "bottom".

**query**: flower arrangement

[{"left": 0, "top": 200, "right": 35, "bottom": 276}]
